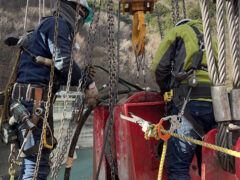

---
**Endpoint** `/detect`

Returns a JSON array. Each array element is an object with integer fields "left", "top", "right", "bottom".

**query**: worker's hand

[
  {"left": 85, "top": 65, "right": 96, "bottom": 79},
  {"left": 85, "top": 82, "right": 98, "bottom": 108}
]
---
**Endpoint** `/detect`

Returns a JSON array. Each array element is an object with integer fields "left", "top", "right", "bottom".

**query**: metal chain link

[
  {"left": 216, "top": 0, "right": 226, "bottom": 85},
  {"left": 106, "top": 1, "right": 119, "bottom": 178},
  {"left": 182, "top": 0, "right": 186, "bottom": 19},
  {"left": 51, "top": 3, "right": 84, "bottom": 180},
  {"left": 171, "top": 0, "right": 176, "bottom": 26},
  {"left": 176, "top": 0, "right": 180, "bottom": 22},
  {"left": 85, "top": 0, "right": 102, "bottom": 65},
  {"left": 95, "top": 0, "right": 118, "bottom": 179},
  {"left": 33, "top": 0, "right": 61, "bottom": 179},
  {"left": 199, "top": 0, "right": 220, "bottom": 85},
  {"left": 52, "top": 1, "right": 104, "bottom": 176},
  {"left": 226, "top": 0, "right": 240, "bottom": 88},
  {"left": 155, "top": 4, "right": 164, "bottom": 39}
]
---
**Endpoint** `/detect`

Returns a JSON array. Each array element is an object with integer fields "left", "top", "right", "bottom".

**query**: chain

[
  {"left": 199, "top": 0, "right": 220, "bottom": 85},
  {"left": 85, "top": 0, "right": 102, "bottom": 65},
  {"left": 51, "top": 3, "right": 83, "bottom": 180},
  {"left": 176, "top": 0, "right": 180, "bottom": 22},
  {"left": 226, "top": 0, "right": 240, "bottom": 88},
  {"left": 107, "top": 0, "right": 118, "bottom": 178},
  {"left": 33, "top": 0, "right": 61, "bottom": 179},
  {"left": 182, "top": 0, "right": 186, "bottom": 18},
  {"left": 95, "top": 0, "right": 119, "bottom": 179},
  {"left": 216, "top": 0, "right": 226, "bottom": 85},
  {"left": 171, "top": 0, "right": 176, "bottom": 26},
  {"left": 155, "top": 4, "right": 164, "bottom": 39}
]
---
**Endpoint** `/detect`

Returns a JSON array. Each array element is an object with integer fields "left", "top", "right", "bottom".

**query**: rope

[
  {"left": 39, "top": 0, "right": 41, "bottom": 24},
  {"left": 199, "top": 0, "right": 220, "bottom": 85},
  {"left": 145, "top": 125, "right": 240, "bottom": 158},
  {"left": 216, "top": 0, "right": 226, "bottom": 85},
  {"left": 23, "top": 0, "right": 29, "bottom": 32},
  {"left": 158, "top": 140, "right": 167, "bottom": 180},
  {"left": 226, "top": 0, "right": 240, "bottom": 88},
  {"left": 42, "top": 0, "right": 45, "bottom": 17}
]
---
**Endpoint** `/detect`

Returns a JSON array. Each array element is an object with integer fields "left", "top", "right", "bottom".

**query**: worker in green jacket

[{"left": 152, "top": 19, "right": 217, "bottom": 180}]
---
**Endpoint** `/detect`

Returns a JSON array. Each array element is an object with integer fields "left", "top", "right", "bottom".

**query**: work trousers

[
  {"left": 16, "top": 100, "right": 53, "bottom": 180},
  {"left": 166, "top": 100, "right": 216, "bottom": 180}
]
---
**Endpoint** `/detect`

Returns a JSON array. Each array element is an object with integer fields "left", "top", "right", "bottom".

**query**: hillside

[{"left": 0, "top": 0, "right": 234, "bottom": 91}]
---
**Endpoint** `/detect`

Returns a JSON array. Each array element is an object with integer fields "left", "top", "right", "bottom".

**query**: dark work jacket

[
  {"left": 17, "top": 16, "right": 92, "bottom": 93},
  {"left": 152, "top": 20, "right": 218, "bottom": 95}
]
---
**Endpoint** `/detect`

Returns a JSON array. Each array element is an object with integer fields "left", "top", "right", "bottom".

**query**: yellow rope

[
  {"left": 158, "top": 140, "right": 168, "bottom": 180},
  {"left": 145, "top": 124, "right": 240, "bottom": 180},
  {"left": 145, "top": 124, "right": 240, "bottom": 158}
]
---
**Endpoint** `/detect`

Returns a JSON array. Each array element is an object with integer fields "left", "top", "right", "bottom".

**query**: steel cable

[
  {"left": 226, "top": 0, "right": 240, "bottom": 88},
  {"left": 216, "top": 0, "right": 226, "bottom": 85},
  {"left": 199, "top": 0, "right": 220, "bottom": 85}
]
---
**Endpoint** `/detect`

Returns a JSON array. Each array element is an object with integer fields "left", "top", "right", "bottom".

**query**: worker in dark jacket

[
  {"left": 10, "top": 0, "right": 97, "bottom": 179},
  {"left": 152, "top": 19, "right": 217, "bottom": 180}
]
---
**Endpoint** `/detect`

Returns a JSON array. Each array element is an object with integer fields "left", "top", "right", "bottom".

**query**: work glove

[
  {"left": 84, "top": 65, "right": 96, "bottom": 79},
  {"left": 85, "top": 82, "right": 98, "bottom": 108}
]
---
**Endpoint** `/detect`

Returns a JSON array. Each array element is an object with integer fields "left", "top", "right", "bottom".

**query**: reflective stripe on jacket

[{"left": 17, "top": 16, "right": 92, "bottom": 92}]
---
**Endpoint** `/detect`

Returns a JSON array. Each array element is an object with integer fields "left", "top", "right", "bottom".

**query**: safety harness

[
  {"left": 1, "top": 32, "right": 56, "bottom": 154},
  {"left": 171, "top": 25, "right": 212, "bottom": 138}
]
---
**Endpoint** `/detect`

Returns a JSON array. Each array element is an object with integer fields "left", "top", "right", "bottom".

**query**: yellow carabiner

[
  {"left": 43, "top": 124, "right": 54, "bottom": 149},
  {"left": 164, "top": 90, "right": 173, "bottom": 103}
]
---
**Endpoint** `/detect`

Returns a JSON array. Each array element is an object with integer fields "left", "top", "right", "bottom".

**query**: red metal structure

[{"left": 93, "top": 92, "right": 240, "bottom": 180}]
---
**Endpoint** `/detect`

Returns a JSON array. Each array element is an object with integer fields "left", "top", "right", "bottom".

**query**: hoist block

[
  {"left": 120, "top": 0, "right": 157, "bottom": 14},
  {"left": 120, "top": 0, "right": 157, "bottom": 56}
]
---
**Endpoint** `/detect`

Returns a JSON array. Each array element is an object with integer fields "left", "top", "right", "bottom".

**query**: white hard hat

[
  {"left": 68, "top": 0, "right": 89, "bottom": 8},
  {"left": 175, "top": 19, "right": 192, "bottom": 26}
]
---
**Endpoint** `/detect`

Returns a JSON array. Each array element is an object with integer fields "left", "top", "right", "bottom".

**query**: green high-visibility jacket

[{"left": 152, "top": 20, "right": 218, "bottom": 95}]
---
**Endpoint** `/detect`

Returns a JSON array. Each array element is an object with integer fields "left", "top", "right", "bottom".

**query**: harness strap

[
  {"left": 11, "top": 83, "right": 48, "bottom": 102},
  {"left": 173, "top": 83, "right": 211, "bottom": 99},
  {"left": 31, "top": 88, "right": 43, "bottom": 125}
]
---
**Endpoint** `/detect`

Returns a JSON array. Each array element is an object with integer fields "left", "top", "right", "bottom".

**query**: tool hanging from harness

[
  {"left": 1, "top": 33, "right": 56, "bottom": 154},
  {"left": 170, "top": 25, "right": 211, "bottom": 138},
  {"left": 3, "top": 33, "right": 53, "bottom": 67}
]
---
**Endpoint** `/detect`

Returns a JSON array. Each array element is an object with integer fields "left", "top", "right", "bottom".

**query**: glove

[
  {"left": 85, "top": 82, "right": 99, "bottom": 108},
  {"left": 84, "top": 65, "right": 96, "bottom": 79}
]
